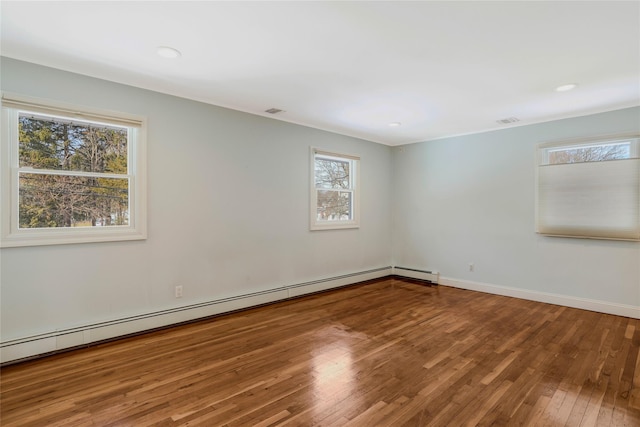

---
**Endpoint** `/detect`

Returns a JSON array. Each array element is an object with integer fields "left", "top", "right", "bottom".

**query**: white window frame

[
  {"left": 310, "top": 147, "right": 360, "bottom": 231},
  {"left": 1, "top": 93, "right": 147, "bottom": 247},
  {"left": 535, "top": 134, "right": 640, "bottom": 241}
]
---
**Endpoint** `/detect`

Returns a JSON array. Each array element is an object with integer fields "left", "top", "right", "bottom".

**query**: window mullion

[{"left": 17, "top": 168, "right": 128, "bottom": 180}]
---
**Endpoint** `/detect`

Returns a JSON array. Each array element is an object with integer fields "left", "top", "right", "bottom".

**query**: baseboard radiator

[
  {"left": 392, "top": 267, "right": 440, "bottom": 284},
  {"left": 1, "top": 267, "right": 392, "bottom": 365}
]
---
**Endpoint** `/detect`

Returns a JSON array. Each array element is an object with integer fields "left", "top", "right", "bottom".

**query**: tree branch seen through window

[
  {"left": 547, "top": 142, "right": 630, "bottom": 164},
  {"left": 310, "top": 149, "right": 360, "bottom": 230},
  {"left": 18, "top": 114, "right": 129, "bottom": 229}
]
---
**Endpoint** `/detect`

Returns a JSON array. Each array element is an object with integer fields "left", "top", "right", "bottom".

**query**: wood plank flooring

[{"left": 1, "top": 278, "right": 639, "bottom": 426}]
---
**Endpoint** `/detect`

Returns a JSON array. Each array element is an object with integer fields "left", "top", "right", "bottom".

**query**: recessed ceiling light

[
  {"left": 156, "top": 46, "right": 181, "bottom": 59},
  {"left": 388, "top": 122, "right": 402, "bottom": 127},
  {"left": 556, "top": 83, "right": 578, "bottom": 92}
]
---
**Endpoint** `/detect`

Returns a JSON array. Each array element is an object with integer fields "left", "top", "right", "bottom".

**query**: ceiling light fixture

[
  {"left": 156, "top": 46, "right": 181, "bottom": 59},
  {"left": 555, "top": 83, "right": 578, "bottom": 92},
  {"left": 388, "top": 122, "right": 402, "bottom": 127}
]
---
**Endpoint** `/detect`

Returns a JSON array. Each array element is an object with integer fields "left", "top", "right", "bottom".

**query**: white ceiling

[{"left": 1, "top": 1, "right": 639, "bottom": 146}]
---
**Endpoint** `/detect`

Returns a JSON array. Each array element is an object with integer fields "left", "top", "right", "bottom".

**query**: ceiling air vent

[
  {"left": 265, "top": 108, "right": 284, "bottom": 114},
  {"left": 496, "top": 117, "right": 520, "bottom": 125}
]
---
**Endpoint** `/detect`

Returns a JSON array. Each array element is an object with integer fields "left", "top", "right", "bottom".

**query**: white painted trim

[
  {"left": 0, "top": 267, "right": 391, "bottom": 364},
  {"left": 440, "top": 276, "right": 640, "bottom": 319}
]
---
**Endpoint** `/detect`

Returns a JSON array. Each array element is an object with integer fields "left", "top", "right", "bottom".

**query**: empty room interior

[{"left": 1, "top": 1, "right": 639, "bottom": 426}]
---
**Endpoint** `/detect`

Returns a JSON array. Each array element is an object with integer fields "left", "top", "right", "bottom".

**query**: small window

[
  {"left": 310, "top": 148, "right": 360, "bottom": 230},
  {"left": 1, "top": 94, "right": 147, "bottom": 247},
  {"left": 543, "top": 139, "right": 634, "bottom": 165},
  {"left": 536, "top": 136, "right": 640, "bottom": 241}
]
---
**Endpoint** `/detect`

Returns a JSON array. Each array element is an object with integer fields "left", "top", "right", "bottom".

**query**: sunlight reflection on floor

[{"left": 311, "top": 326, "right": 362, "bottom": 416}]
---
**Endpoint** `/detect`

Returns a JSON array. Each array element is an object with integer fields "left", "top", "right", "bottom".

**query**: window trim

[
  {"left": 1, "top": 93, "right": 147, "bottom": 247},
  {"left": 310, "top": 147, "right": 360, "bottom": 231}
]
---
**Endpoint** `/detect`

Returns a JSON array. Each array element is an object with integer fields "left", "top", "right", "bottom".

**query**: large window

[
  {"left": 536, "top": 135, "right": 639, "bottom": 241},
  {"left": 310, "top": 148, "right": 360, "bottom": 230},
  {"left": 1, "top": 95, "right": 147, "bottom": 247}
]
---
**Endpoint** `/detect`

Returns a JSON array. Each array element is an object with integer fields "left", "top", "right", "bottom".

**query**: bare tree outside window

[
  {"left": 547, "top": 142, "right": 630, "bottom": 165},
  {"left": 314, "top": 157, "right": 352, "bottom": 221},
  {"left": 310, "top": 149, "right": 359, "bottom": 230}
]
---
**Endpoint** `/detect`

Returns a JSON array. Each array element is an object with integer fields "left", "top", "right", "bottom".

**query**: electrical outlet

[
  {"left": 469, "top": 263, "right": 474, "bottom": 272},
  {"left": 175, "top": 285, "right": 183, "bottom": 298}
]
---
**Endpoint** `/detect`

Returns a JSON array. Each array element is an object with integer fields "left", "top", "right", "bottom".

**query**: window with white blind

[
  {"left": 1, "top": 94, "right": 147, "bottom": 247},
  {"left": 536, "top": 135, "right": 640, "bottom": 241},
  {"left": 310, "top": 148, "right": 360, "bottom": 230}
]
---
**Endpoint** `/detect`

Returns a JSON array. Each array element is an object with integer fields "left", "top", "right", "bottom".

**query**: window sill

[
  {"left": 1, "top": 227, "right": 147, "bottom": 248},
  {"left": 310, "top": 221, "right": 360, "bottom": 231}
]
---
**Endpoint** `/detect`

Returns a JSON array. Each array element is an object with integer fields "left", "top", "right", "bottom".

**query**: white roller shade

[{"left": 537, "top": 158, "right": 640, "bottom": 240}]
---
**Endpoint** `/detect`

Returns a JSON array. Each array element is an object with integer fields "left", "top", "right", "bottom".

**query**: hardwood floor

[{"left": 1, "top": 278, "right": 639, "bottom": 426}]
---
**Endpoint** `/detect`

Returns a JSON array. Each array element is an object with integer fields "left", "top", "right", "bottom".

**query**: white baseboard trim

[
  {"left": 1, "top": 267, "right": 392, "bottom": 364},
  {"left": 440, "top": 276, "right": 640, "bottom": 319}
]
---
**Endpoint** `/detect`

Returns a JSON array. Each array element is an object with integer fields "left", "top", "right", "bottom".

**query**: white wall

[
  {"left": 392, "top": 107, "right": 640, "bottom": 316},
  {"left": 0, "top": 58, "right": 393, "bottom": 354}
]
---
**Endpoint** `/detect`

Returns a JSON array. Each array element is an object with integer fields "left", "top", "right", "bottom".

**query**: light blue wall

[
  {"left": 1, "top": 57, "right": 638, "bottom": 353},
  {"left": 0, "top": 58, "right": 393, "bottom": 342},
  {"left": 392, "top": 107, "right": 640, "bottom": 310}
]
